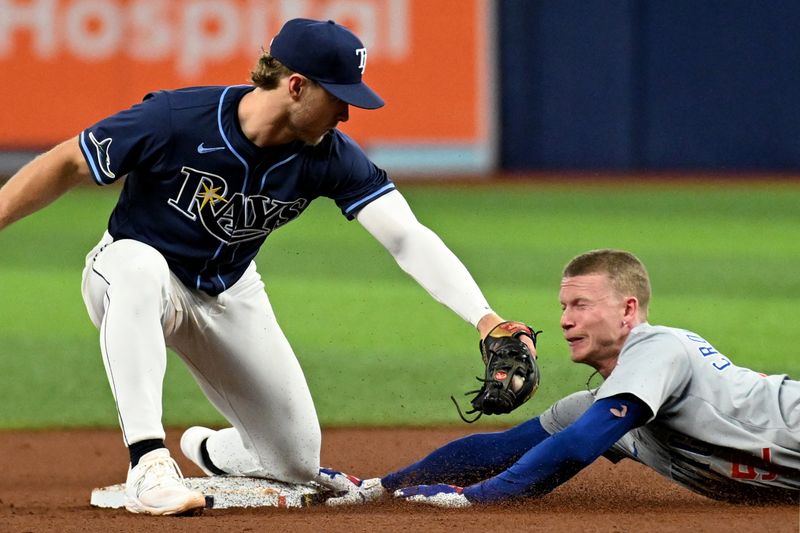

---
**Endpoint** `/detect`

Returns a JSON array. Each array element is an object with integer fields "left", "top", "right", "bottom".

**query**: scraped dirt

[{"left": 1, "top": 427, "right": 797, "bottom": 532}]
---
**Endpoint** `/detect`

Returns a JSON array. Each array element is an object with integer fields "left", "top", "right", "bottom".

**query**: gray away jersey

[{"left": 596, "top": 323, "right": 800, "bottom": 495}]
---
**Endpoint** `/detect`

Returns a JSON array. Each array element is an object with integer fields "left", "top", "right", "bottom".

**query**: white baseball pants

[{"left": 81, "top": 232, "right": 320, "bottom": 482}]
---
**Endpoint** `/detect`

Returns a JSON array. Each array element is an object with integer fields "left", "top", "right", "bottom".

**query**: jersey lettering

[
  {"left": 168, "top": 166, "right": 308, "bottom": 244},
  {"left": 759, "top": 448, "right": 778, "bottom": 481},
  {"left": 698, "top": 346, "right": 718, "bottom": 357},
  {"left": 731, "top": 448, "right": 778, "bottom": 482},
  {"left": 168, "top": 166, "right": 225, "bottom": 221},
  {"left": 685, "top": 333, "right": 731, "bottom": 372},
  {"left": 711, "top": 357, "right": 732, "bottom": 371}
]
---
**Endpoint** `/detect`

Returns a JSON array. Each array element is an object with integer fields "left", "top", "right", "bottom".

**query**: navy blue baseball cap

[{"left": 270, "top": 18, "right": 384, "bottom": 110}]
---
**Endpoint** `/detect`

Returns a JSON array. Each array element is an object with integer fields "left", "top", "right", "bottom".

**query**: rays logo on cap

[
  {"left": 269, "top": 18, "right": 384, "bottom": 109},
  {"left": 356, "top": 48, "right": 367, "bottom": 73}
]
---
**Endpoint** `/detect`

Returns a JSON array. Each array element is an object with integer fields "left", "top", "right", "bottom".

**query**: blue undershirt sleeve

[
  {"left": 464, "top": 395, "right": 649, "bottom": 503},
  {"left": 381, "top": 416, "right": 552, "bottom": 491}
]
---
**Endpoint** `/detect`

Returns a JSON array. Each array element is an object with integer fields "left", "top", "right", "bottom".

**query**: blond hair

[
  {"left": 563, "top": 249, "right": 651, "bottom": 315},
  {"left": 249, "top": 50, "right": 295, "bottom": 89}
]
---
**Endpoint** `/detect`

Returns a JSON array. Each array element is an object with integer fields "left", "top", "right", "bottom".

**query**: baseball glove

[{"left": 451, "top": 321, "right": 541, "bottom": 423}]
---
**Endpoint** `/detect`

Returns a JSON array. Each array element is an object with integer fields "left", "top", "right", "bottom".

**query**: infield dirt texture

[{"left": 1, "top": 427, "right": 798, "bottom": 532}]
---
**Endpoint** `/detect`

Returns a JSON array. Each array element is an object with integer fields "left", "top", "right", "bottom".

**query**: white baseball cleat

[
  {"left": 394, "top": 484, "right": 472, "bottom": 508},
  {"left": 180, "top": 426, "right": 218, "bottom": 476},
  {"left": 124, "top": 448, "right": 206, "bottom": 515}
]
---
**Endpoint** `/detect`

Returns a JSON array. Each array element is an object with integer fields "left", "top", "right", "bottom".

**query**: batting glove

[
  {"left": 394, "top": 484, "right": 472, "bottom": 508},
  {"left": 316, "top": 467, "right": 386, "bottom": 506}
]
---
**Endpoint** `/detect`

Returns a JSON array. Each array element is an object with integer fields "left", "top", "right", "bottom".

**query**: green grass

[{"left": 1, "top": 181, "right": 798, "bottom": 429}]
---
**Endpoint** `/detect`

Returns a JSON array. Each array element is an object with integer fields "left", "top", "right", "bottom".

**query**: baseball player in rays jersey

[
  {"left": 320, "top": 249, "right": 799, "bottom": 507},
  {"left": 0, "top": 19, "right": 535, "bottom": 516}
]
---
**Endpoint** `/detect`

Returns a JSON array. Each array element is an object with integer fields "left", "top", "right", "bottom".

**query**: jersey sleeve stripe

[{"left": 343, "top": 183, "right": 397, "bottom": 215}]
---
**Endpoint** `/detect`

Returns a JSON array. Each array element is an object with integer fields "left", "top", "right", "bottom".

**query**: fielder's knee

[
  {"left": 279, "top": 457, "right": 320, "bottom": 484},
  {"left": 106, "top": 240, "right": 171, "bottom": 287},
  {"left": 98, "top": 240, "right": 174, "bottom": 322}
]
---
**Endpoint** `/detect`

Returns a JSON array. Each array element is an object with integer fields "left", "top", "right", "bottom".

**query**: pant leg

[
  {"left": 81, "top": 233, "right": 179, "bottom": 446},
  {"left": 168, "top": 262, "right": 320, "bottom": 483}
]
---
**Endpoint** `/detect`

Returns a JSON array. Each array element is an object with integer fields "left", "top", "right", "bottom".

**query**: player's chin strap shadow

[{"left": 450, "top": 384, "right": 485, "bottom": 423}]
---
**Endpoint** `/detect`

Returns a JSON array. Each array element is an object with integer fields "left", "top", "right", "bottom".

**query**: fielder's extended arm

[
  {"left": 356, "top": 189, "right": 540, "bottom": 420},
  {"left": 356, "top": 189, "right": 495, "bottom": 327},
  {"left": 0, "top": 136, "right": 91, "bottom": 231}
]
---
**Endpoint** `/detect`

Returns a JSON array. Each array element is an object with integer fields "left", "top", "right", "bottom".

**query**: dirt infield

[{"left": 1, "top": 427, "right": 797, "bottom": 533}]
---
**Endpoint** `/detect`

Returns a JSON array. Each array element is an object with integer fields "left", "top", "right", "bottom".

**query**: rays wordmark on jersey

[{"left": 168, "top": 166, "right": 308, "bottom": 244}]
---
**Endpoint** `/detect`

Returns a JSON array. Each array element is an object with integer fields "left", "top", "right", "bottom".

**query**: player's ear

[
  {"left": 287, "top": 74, "right": 309, "bottom": 101},
  {"left": 622, "top": 296, "right": 639, "bottom": 325}
]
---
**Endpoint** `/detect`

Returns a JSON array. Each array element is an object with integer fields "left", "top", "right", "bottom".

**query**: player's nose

[
  {"left": 337, "top": 103, "right": 349, "bottom": 123},
  {"left": 560, "top": 310, "right": 574, "bottom": 330}
]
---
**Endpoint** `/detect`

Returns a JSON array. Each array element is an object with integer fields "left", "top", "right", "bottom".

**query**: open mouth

[{"left": 565, "top": 336, "right": 584, "bottom": 347}]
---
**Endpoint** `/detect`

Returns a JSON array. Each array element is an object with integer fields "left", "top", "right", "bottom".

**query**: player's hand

[
  {"left": 316, "top": 467, "right": 386, "bottom": 506},
  {"left": 517, "top": 334, "right": 537, "bottom": 359},
  {"left": 394, "top": 484, "right": 472, "bottom": 508},
  {"left": 477, "top": 313, "right": 537, "bottom": 359}
]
